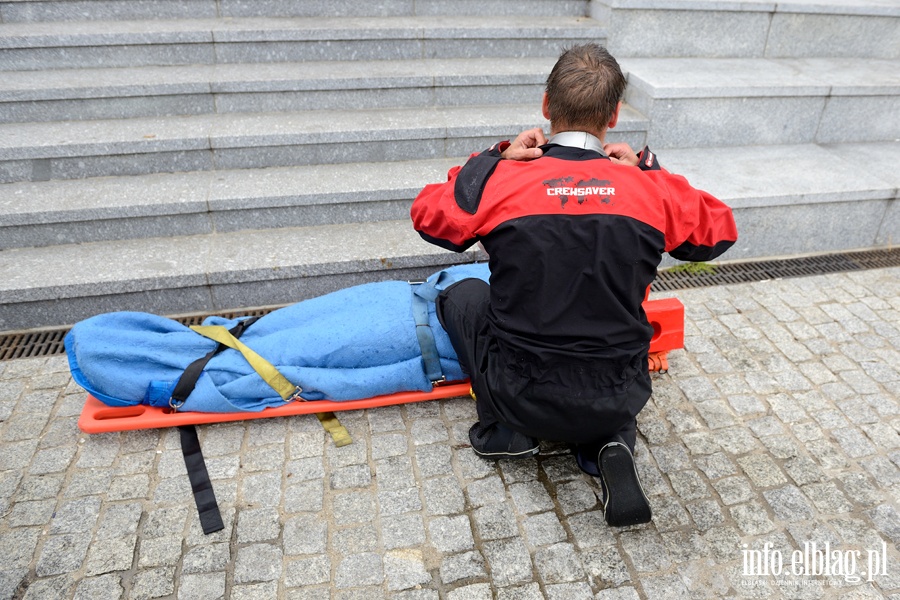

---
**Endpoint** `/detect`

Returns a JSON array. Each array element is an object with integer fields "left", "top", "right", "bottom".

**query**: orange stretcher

[{"left": 78, "top": 297, "right": 684, "bottom": 434}]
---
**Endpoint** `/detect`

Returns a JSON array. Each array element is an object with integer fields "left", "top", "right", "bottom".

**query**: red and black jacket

[{"left": 412, "top": 141, "right": 737, "bottom": 404}]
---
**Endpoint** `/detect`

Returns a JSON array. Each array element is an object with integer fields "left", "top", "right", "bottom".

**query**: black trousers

[{"left": 436, "top": 278, "right": 642, "bottom": 451}]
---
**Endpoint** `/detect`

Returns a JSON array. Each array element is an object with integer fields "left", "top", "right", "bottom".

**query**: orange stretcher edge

[
  {"left": 77, "top": 297, "right": 685, "bottom": 434},
  {"left": 78, "top": 382, "right": 473, "bottom": 434}
]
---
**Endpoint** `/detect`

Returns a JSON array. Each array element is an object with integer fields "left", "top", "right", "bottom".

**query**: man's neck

[{"left": 547, "top": 131, "right": 606, "bottom": 155}]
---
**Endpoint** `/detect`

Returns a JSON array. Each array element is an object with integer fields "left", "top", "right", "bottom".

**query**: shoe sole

[
  {"left": 599, "top": 442, "right": 652, "bottom": 527},
  {"left": 472, "top": 446, "right": 540, "bottom": 459}
]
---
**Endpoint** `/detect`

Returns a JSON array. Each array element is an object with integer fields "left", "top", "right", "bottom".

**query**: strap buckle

[
  {"left": 168, "top": 396, "right": 185, "bottom": 411},
  {"left": 286, "top": 386, "right": 304, "bottom": 402}
]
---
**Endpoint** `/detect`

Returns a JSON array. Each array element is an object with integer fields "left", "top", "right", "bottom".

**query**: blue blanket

[{"left": 66, "top": 263, "right": 489, "bottom": 413}]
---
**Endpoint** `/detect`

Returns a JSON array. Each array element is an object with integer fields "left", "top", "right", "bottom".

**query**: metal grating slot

[
  {"left": 848, "top": 248, "right": 900, "bottom": 270},
  {"left": 652, "top": 247, "right": 900, "bottom": 293},
  {"left": 0, "top": 307, "right": 280, "bottom": 362},
  {"left": 1, "top": 248, "right": 898, "bottom": 361},
  {"left": 0, "top": 329, "right": 69, "bottom": 361}
]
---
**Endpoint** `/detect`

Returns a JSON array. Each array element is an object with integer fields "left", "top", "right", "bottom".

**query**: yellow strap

[
  {"left": 190, "top": 325, "right": 353, "bottom": 447},
  {"left": 316, "top": 412, "right": 353, "bottom": 447},
  {"left": 191, "top": 325, "right": 298, "bottom": 400}
]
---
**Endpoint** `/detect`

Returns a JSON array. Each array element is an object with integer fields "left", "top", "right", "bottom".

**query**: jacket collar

[{"left": 547, "top": 131, "right": 607, "bottom": 157}]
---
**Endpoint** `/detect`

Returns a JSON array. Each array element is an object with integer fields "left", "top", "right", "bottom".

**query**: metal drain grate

[
  {"left": 652, "top": 247, "right": 900, "bottom": 292},
  {"left": 2, "top": 248, "right": 898, "bottom": 361},
  {"left": 0, "top": 329, "right": 70, "bottom": 361},
  {"left": 0, "top": 307, "right": 280, "bottom": 362}
]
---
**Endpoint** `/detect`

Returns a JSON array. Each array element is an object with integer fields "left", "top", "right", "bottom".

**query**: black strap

[
  {"left": 178, "top": 425, "right": 224, "bottom": 535},
  {"left": 170, "top": 317, "right": 259, "bottom": 408},
  {"left": 174, "top": 316, "right": 257, "bottom": 535},
  {"left": 410, "top": 283, "right": 444, "bottom": 384}
]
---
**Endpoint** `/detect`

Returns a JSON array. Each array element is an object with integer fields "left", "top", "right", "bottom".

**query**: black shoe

[
  {"left": 597, "top": 438, "right": 652, "bottom": 527},
  {"left": 469, "top": 422, "right": 539, "bottom": 459},
  {"left": 573, "top": 442, "right": 603, "bottom": 477}
]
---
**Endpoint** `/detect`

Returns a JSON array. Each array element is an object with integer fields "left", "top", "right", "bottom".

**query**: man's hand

[
  {"left": 501, "top": 128, "right": 548, "bottom": 161},
  {"left": 604, "top": 142, "right": 640, "bottom": 166}
]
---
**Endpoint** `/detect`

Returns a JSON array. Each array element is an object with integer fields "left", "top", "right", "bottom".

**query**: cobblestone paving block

[
  {"left": 535, "top": 542, "right": 586, "bottom": 584},
  {"left": 372, "top": 432, "right": 410, "bottom": 459},
  {"left": 508, "top": 480, "right": 555, "bottom": 514},
  {"left": 415, "top": 443, "right": 453, "bottom": 478},
  {"left": 446, "top": 582, "right": 492, "bottom": 600},
  {"left": 383, "top": 549, "right": 431, "bottom": 591},
  {"left": 378, "top": 487, "right": 422, "bottom": 516},
  {"left": 763, "top": 485, "right": 816, "bottom": 522},
  {"left": 424, "top": 475, "right": 466, "bottom": 515},
  {"left": 545, "top": 581, "right": 594, "bottom": 599},
  {"left": 334, "top": 552, "right": 384, "bottom": 588},
  {"left": 566, "top": 510, "right": 616, "bottom": 548},
  {"left": 481, "top": 538, "right": 534, "bottom": 586},
  {"left": 180, "top": 542, "right": 229, "bottom": 575},
  {"left": 555, "top": 478, "right": 600, "bottom": 515},
  {"left": 640, "top": 573, "right": 693, "bottom": 599},
  {"left": 130, "top": 566, "right": 176, "bottom": 600},
  {"left": 668, "top": 469, "right": 710, "bottom": 501},
  {"left": 36, "top": 533, "right": 91, "bottom": 577},
  {"left": 595, "top": 588, "right": 641, "bottom": 600},
  {"left": 332, "top": 491, "right": 377, "bottom": 526},
  {"left": 84, "top": 534, "right": 136, "bottom": 576},
  {"left": 4, "top": 269, "right": 900, "bottom": 598},
  {"left": 333, "top": 524, "right": 378, "bottom": 554},
  {"left": 686, "top": 498, "right": 726, "bottom": 531},
  {"left": 649, "top": 495, "right": 692, "bottom": 532},
  {"left": 440, "top": 550, "right": 486, "bottom": 584},
  {"left": 72, "top": 573, "right": 124, "bottom": 600},
  {"left": 523, "top": 511, "right": 567, "bottom": 546},
  {"left": 730, "top": 501, "right": 776, "bottom": 536},
  {"left": 679, "top": 430, "right": 721, "bottom": 456},
  {"left": 283, "top": 515, "right": 327, "bottom": 555},
  {"left": 284, "top": 479, "right": 325, "bottom": 513},
  {"left": 452, "top": 450, "right": 497, "bottom": 481},
  {"left": 21, "top": 574, "right": 75, "bottom": 600},
  {"left": 383, "top": 513, "right": 427, "bottom": 550},
  {"left": 284, "top": 555, "right": 331, "bottom": 587},
  {"left": 620, "top": 529, "right": 672, "bottom": 573},
  {"left": 176, "top": 572, "right": 225, "bottom": 600},
  {"left": 376, "top": 456, "right": 417, "bottom": 490},
  {"left": 428, "top": 514, "right": 475, "bottom": 554},
  {"left": 738, "top": 454, "right": 789, "bottom": 488},
  {"left": 465, "top": 474, "right": 506, "bottom": 508},
  {"left": 367, "top": 405, "right": 405, "bottom": 433}
]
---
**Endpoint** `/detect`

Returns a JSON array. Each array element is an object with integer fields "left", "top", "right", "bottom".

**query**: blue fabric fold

[{"left": 66, "top": 263, "right": 489, "bottom": 413}]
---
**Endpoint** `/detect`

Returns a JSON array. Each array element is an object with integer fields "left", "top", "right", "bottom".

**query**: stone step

[
  {"left": 593, "top": 0, "right": 900, "bottom": 59},
  {"left": 659, "top": 141, "right": 899, "bottom": 265},
  {"left": 0, "top": 219, "right": 487, "bottom": 331},
  {"left": 1, "top": 141, "right": 897, "bottom": 331},
  {"left": 0, "top": 57, "right": 556, "bottom": 123},
  {"left": 0, "top": 103, "right": 649, "bottom": 183},
  {"left": 622, "top": 57, "right": 900, "bottom": 148},
  {"left": 0, "top": 0, "right": 589, "bottom": 22},
  {"left": 0, "top": 15, "right": 606, "bottom": 70},
  {"left": 0, "top": 158, "right": 460, "bottom": 249}
]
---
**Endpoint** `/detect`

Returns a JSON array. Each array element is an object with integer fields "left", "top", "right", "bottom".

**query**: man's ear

[
  {"left": 607, "top": 101, "right": 621, "bottom": 130},
  {"left": 541, "top": 92, "right": 551, "bottom": 120}
]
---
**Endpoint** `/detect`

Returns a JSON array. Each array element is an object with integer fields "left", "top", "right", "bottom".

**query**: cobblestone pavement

[{"left": 1, "top": 268, "right": 899, "bottom": 600}]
